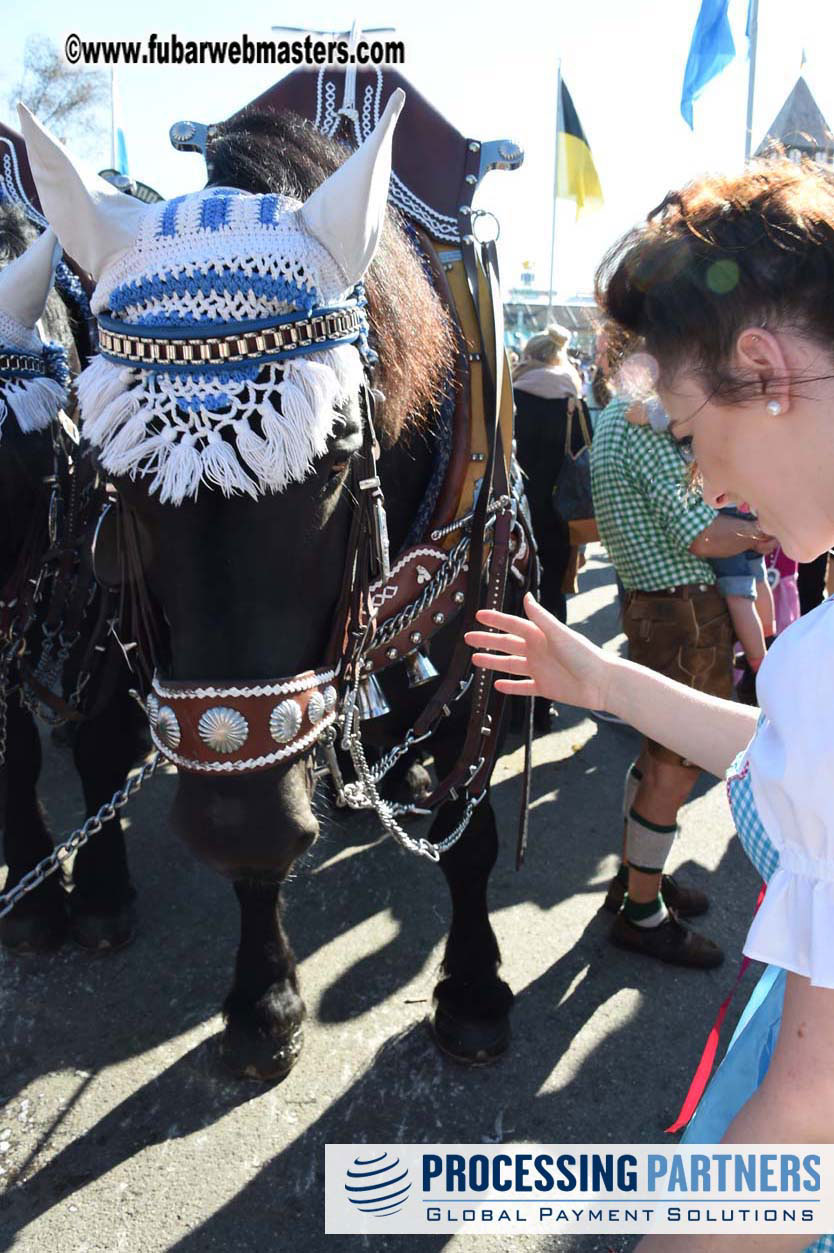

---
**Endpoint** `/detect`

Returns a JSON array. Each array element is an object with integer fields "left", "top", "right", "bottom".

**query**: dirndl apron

[{"left": 682, "top": 747, "right": 832, "bottom": 1252}]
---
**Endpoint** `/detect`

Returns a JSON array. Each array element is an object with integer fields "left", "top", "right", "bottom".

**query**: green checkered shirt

[{"left": 589, "top": 398, "right": 717, "bottom": 591}]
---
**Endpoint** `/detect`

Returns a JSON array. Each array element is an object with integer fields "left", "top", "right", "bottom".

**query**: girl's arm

[
  {"left": 467, "top": 593, "right": 758, "bottom": 778},
  {"left": 605, "top": 647, "right": 758, "bottom": 777}
]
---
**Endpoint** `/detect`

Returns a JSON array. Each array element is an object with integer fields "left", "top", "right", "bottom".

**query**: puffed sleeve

[{"left": 744, "top": 598, "right": 834, "bottom": 987}]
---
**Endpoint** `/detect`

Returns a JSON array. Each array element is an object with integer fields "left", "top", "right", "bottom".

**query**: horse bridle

[
  {"left": 141, "top": 381, "right": 389, "bottom": 775},
  {"left": 99, "top": 238, "right": 535, "bottom": 862}
]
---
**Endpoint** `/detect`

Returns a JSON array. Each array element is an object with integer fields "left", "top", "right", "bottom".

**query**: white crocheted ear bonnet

[
  {"left": 0, "top": 226, "right": 69, "bottom": 439},
  {"left": 19, "top": 92, "right": 405, "bottom": 505}
]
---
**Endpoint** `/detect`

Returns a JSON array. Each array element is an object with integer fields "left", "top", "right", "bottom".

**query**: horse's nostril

[{"left": 206, "top": 793, "right": 248, "bottom": 829}]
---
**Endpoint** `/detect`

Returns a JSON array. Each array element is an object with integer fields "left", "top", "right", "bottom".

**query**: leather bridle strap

[
  {"left": 412, "top": 235, "right": 508, "bottom": 795},
  {"left": 329, "top": 383, "right": 382, "bottom": 672}
]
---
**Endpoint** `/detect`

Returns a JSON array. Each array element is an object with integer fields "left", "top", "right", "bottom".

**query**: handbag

[{"left": 554, "top": 397, "right": 594, "bottom": 524}]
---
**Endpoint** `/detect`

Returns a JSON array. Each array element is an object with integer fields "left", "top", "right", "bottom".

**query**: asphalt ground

[{"left": 0, "top": 545, "right": 765, "bottom": 1252}]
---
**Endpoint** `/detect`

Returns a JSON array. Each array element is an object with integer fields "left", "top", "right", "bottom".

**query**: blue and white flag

[{"left": 681, "top": 0, "right": 736, "bottom": 128}]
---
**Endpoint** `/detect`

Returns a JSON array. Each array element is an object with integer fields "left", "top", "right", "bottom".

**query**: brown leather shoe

[
  {"left": 603, "top": 872, "right": 709, "bottom": 918},
  {"left": 609, "top": 909, "right": 724, "bottom": 969}
]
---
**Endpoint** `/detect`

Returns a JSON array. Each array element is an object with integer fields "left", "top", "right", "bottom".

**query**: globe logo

[{"left": 344, "top": 1150, "right": 412, "bottom": 1217}]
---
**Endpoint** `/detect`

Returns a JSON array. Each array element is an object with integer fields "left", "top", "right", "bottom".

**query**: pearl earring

[{"left": 766, "top": 399, "right": 783, "bottom": 416}]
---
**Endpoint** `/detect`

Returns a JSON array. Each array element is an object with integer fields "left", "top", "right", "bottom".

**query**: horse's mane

[
  {"left": 207, "top": 108, "right": 455, "bottom": 444},
  {"left": 0, "top": 201, "right": 76, "bottom": 350}
]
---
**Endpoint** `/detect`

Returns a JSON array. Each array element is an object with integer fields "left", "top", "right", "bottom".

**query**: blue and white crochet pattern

[
  {"left": 78, "top": 186, "right": 366, "bottom": 505},
  {"left": 0, "top": 307, "right": 69, "bottom": 438}
]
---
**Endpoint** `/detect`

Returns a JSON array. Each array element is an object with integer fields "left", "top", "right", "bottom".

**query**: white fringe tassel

[
  {"left": 76, "top": 347, "right": 364, "bottom": 506},
  {"left": 0, "top": 376, "right": 67, "bottom": 435}
]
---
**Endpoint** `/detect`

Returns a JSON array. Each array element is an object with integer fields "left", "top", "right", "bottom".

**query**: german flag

[{"left": 557, "top": 79, "right": 603, "bottom": 218}]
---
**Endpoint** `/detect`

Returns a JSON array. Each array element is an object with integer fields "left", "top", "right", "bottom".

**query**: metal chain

[
  {"left": 314, "top": 489, "right": 523, "bottom": 856},
  {"left": 343, "top": 702, "right": 442, "bottom": 861},
  {"left": 371, "top": 530, "right": 475, "bottom": 647},
  {"left": 345, "top": 709, "right": 485, "bottom": 857},
  {"left": 368, "top": 671, "right": 474, "bottom": 787},
  {"left": 430, "top": 788, "right": 487, "bottom": 854},
  {"left": 336, "top": 650, "right": 483, "bottom": 860},
  {"left": 368, "top": 727, "right": 430, "bottom": 784},
  {"left": 0, "top": 751, "right": 162, "bottom": 919},
  {"left": 428, "top": 494, "right": 507, "bottom": 543},
  {"left": 371, "top": 500, "right": 508, "bottom": 650}
]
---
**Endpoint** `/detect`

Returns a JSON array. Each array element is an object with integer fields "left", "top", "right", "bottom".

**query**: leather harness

[
  {"left": 126, "top": 231, "right": 535, "bottom": 863},
  {"left": 96, "top": 74, "right": 538, "bottom": 862}
]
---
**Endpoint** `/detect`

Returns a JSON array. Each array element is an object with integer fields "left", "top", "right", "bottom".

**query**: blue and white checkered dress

[
  {"left": 682, "top": 744, "right": 832, "bottom": 1252},
  {"left": 726, "top": 747, "right": 780, "bottom": 883}
]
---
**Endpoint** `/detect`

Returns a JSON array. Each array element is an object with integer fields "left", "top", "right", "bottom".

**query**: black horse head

[
  {"left": 20, "top": 101, "right": 453, "bottom": 883},
  {"left": 0, "top": 203, "right": 75, "bottom": 586}
]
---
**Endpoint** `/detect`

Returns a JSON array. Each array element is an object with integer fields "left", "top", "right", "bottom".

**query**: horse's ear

[
  {"left": 17, "top": 103, "right": 149, "bottom": 281},
  {"left": 301, "top": 88, "right": 405, "bottom": 289},
  {"left": 0, "top": 226, "right": 62, "bottom": 329}
]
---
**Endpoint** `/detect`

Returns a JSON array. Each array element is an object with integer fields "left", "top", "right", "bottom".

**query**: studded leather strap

[
  {"left": 97, "top": 307, "right": 362, "bottom": 369},
  {"left": 148, "top": 667, "right": 340, "bottom": 773}
]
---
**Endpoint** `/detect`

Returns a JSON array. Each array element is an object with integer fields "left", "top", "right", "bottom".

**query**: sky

[{"left": 0, "top": 0, "right": 830, "bottom": 300}]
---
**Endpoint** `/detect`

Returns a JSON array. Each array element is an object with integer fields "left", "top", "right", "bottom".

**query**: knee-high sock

[
  {"left": 623, "top": 808, "right": 676, "bottom": 928},
  {"left": 625, "top": 808, "right": 677, "bottom": 875},
  {"left": 614, "top": 763, "right": 646, "bottom": 887}
]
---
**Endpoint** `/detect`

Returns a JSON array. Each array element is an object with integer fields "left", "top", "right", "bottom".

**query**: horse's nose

[{"left": 171, "top": 761, "right": 318, "bottom": 881}]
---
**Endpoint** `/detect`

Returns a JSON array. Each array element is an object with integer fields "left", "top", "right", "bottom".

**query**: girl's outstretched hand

[{"left": 465, "top": 592, "right": 615, "bottom": 713}]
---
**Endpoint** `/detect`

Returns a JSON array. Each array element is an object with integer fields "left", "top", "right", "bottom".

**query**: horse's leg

[
  {"left": 428, "top": 732, "right": 514, "bottom": 1063},
  {"left": 221, "top": 880, "right": 305, "bottom": 1081},
  {"left": 68, "top": 682, "right": 143, "bottom": 950},
  {"left": 0, "top": 695, "right": 68, "bottom": 953}
]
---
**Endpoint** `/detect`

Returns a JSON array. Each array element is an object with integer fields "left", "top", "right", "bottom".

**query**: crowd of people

[{"left": 484, "top": 154, "right": 834, "bottom": 1250}]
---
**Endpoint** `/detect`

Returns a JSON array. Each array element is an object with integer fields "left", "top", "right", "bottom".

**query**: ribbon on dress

[{"left": 665, "top": 882, "right": 766, "bottom": 1134}]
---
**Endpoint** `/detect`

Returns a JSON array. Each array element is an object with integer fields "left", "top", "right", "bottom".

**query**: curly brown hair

[{"left": 595, "top": 158, "right": 834, "bottom": 403}]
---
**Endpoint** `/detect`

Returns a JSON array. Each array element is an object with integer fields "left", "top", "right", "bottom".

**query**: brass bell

[
  {"left": 404, "top": 648, "right": 439, "bottom": 688},
  {"left": 356, "top": 672, "right": 391, "bottom": 720}
]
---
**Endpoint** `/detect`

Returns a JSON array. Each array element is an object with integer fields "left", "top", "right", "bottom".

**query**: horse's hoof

[
  {"left": 219, "top": 1023, "right": 304, "bottom": 1082},
  {"left": 430, "top": 1005, "right": 511, "bottom": 1065},
  {"left": 0, "top": 902, "right": 68, "bottom": 955},
  {"left": 68, "top": 899, "right": 136, "bottom": 952}
]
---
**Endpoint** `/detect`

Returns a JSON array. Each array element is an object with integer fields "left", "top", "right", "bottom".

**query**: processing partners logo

[
  {"left": 326, "top": 1144, "right": 834, "bottom": 1236},
  {"left": 344, "top": 1150, "right": 412, "bottom": 1218}
]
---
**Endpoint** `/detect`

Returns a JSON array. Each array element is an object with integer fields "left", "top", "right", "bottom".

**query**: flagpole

[
  {"left": 110, "top": 68, "right": 116, "bottom": 170},
  {"left": 744, "top": 0, "right": 759, "bottom": 162},
  {"left": 547, "top": 59, "right": 562, "bottom": 320}
]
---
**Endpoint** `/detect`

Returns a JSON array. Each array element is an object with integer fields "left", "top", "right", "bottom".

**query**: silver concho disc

[
  {"left": 322, "top": 685, "right": 338, "bottom": 714},
  {"left": 198, "top": 706, "right": 249, "bottom": 754},
  {"left": 146, "top": 692, "right": 159, "bottom": 729},
  {"left": 170, "top": 121, "right": 196, "bottom": 143},
  {"left": 155, "top": 705, "right": 181, "bottom": 750},
  {"left": 307, "top": 690, "right": 326, "bottom": 725},
  {"left": 269, "top": 698, "right": 302, "bottom": 744}
]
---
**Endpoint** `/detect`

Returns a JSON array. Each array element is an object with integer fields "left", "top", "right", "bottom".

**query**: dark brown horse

[{"left": 0, "top": 201, "right": 146, "bottom": 954}]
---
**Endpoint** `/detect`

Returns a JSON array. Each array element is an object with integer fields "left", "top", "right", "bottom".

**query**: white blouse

[{"left": 744, "top": 595, "right": 834, "bottom": 987}]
